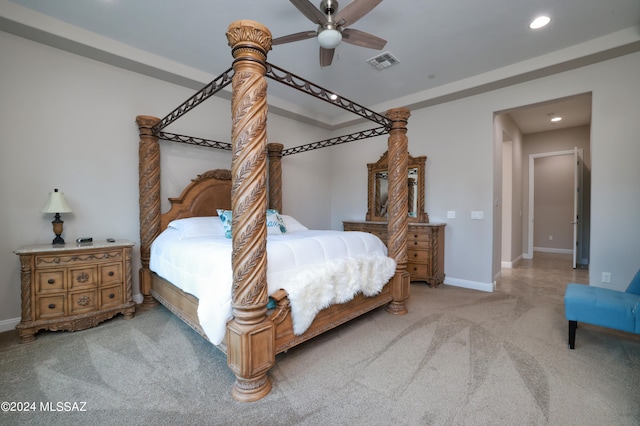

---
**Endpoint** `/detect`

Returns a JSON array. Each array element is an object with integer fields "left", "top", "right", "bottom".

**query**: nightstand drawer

[
  {"left": 36, "top": 295, "right": 65, "bottom": 319},
  {"left": 69, "top": 266, "right": 98, "bottom": 289},
  {"left": 100, "top": 263, "right": 123, "bottom": 285},
  {"left": 100, "top": 285, "right": 123, "bottom": 309},
  {"left": 36, "top": 270, "right": 66, "bottom": 293},
  {"left": 69, "top": 290, "right": 97, "bottom": 314}
]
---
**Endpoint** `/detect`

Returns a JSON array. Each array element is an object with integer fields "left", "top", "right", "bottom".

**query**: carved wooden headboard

[{"left": 159, "top": 169, "right": 232, "bottom": 231}]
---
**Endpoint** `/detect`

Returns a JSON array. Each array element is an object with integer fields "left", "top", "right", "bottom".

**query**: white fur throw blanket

[{"left": 271, "top": 253, "right": 397, "bottom": 334}]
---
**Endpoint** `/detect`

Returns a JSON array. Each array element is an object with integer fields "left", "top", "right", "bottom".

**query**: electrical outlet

[
  {"left": 548, "top": 235, "right": 553, "bottom": 241},
  {"left": 601, "top": 272, "right": 611, "bottom": 283}
]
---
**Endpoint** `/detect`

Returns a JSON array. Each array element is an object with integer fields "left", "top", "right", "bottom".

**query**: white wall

[
  {"left": 495, "top": 114, "right": 524, "bottom": 268},
  {"left": 0, "top": 31, "right": 331, "bottom": 329},
  {"left": 330, "top": 51, "right": 640, "bottom": 292}
]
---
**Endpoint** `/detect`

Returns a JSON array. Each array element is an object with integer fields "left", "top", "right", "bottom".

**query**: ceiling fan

[{"left": 273, "top": 0, "right": 387, "bottom": 67}]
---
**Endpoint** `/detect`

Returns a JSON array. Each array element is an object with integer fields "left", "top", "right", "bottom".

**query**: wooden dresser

[
  {"left": 14, "top": 240, "right": 136, "bottom": 343},
  {"left": 343, "top": 221, "right": 445, "bottom": 287}
]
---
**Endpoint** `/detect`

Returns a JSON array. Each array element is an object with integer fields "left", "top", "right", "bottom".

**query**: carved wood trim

[
  {"left": 137, "top": 115, "right": 161, "bottom": 304},
  {"left": 226, "top": 19, "right": 275, "bottom": 403},
  {"left": 267, "top": 143, "right": 284, "bottom": 213},
  {"left": 385, "top": 108, "right": 411, "bottom": 314}
]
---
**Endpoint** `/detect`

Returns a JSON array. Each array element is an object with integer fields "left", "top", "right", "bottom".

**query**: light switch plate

[
  {"left": 471, "top": 211, "right": 484, "bottom": 220},
  {"left": 447, "top": 211, "right": 456, "bottom": 219}
]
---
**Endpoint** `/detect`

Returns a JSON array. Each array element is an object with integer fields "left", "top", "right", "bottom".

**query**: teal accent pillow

[
  {"left": 625, "top": 269, "right": 640, "bottom": 295},
  {"left": 216, "top": 209, "right": 233, "bottom": 238},
  {"left": 266, "top": 209, "right": 287, "bottom": 234},
  {"left": 217, "top": 209, "right": 287, "bottom": 238}
]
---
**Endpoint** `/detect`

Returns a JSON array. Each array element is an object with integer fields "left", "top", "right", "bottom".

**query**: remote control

[
  {"left": 106, "top": 238, "right": 115, "bottom": 243},
  {"left": 76, "top": 237, "right": 93, "bottom": 243}
]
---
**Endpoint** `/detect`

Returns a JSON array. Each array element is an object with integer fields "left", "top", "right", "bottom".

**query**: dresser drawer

[
  {"left": 69, "top": 290, "right": 97, "bottom": 314},
  {"left": 35, "top": 249, "right": 123, "bottom": 268},
  {"left": 36, "top": 294, "right": 65, "bottom": 319},
  {"left": 407, "top": 231, "right": 430, "bottom": 242},
  {"left": 36, "top": 270, "right": 66, "bottom": 293},
  {"left": 407, "top": 262, "right": 429, "bottom": 278},
  {"left": 407, "top": 249, "right": 428, "bottom": 264},
  {"left": 99, "top": 285, "right": 123, "bottom": 309},
  {"left": 100, "top": 262, "right": 123, "bottom": 285},
  {"left": 69, "top": 266, "right": 98, "bottom": 289}
]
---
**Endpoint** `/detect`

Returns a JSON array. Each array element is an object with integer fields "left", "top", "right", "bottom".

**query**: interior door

[{"left": 572, "top": 147, "right": 584, "bottom": 269}]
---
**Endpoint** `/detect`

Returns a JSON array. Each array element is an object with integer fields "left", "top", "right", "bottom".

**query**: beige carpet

[{"left": 1, "top": 253, "right": 639, "bottom": 425}]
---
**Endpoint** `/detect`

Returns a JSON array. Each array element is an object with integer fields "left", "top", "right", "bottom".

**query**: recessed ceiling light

[
  {"left": 551, "top": 116, "right": 562, "bottom": 122},
  {"left": 529, "top": 16, "right": 551, "bottom": 29}
]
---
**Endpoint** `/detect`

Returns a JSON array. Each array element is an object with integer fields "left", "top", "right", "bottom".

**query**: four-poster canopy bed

[{"left": 136, "top": 20, "right": 411, "bottom": 402}]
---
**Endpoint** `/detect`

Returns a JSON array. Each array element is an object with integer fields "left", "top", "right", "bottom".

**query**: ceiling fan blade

[
  {"left": 289, "top": 0, "right": 328, "bottom": 25},
  {"left": 273, "top": 30, "right": 317, "bottom": 45},
  {"left": 334, "top": 0, "right": 383, "bottom": 27},
  {"left": 320, "top": 47, "right": 335, "bottom": 67},
  {"left": 341, "top": 28, "right": 387, "bottom": 50}
]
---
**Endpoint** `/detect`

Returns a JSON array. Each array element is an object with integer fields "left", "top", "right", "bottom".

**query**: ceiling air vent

[{"left": 366, "top": 51, "right": 400, "bottom": 70}]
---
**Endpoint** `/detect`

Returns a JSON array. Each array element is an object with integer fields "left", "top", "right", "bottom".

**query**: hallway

[{"left": 498, "top": 252, "right": 589, "bottom": 299}]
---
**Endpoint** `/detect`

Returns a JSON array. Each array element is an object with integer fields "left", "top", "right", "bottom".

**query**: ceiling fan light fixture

[{"left": 318, "top": 28, "right": 342, "bottom": 49}]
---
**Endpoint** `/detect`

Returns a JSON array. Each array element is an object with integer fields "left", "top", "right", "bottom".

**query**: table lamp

[{"left": 41, "top": 188, "right": 72, "bottom": 245}]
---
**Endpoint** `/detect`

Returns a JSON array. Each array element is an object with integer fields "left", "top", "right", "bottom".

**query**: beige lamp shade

[{"left": 41, "top": 189, "right": 72, "bottom": 213}]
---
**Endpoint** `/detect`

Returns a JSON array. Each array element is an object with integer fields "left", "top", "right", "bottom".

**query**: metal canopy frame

[{"left": 151, "top": 62, "right": 392, "bottom": 157}]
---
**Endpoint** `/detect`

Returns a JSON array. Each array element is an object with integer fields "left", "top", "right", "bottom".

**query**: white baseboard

[
  {"left": 533, "top": 247, "right": 573, "bottom": 254},
  {"left": 444, "top": 277, "right": 494, "bottom": 292},
  {"left": 0, "top": 317, "right": 20, "bottom": 333},
  {"left": 501, "top": 255, "right": 523, "bottom": 269}
]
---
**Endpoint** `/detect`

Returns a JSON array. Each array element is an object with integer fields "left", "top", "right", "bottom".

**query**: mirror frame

[{"left": 366, "top": 151, "right": 428, "bottom": 223}]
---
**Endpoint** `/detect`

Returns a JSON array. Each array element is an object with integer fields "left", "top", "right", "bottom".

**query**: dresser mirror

[{"left": 366, "top": 151, "right": 428, "bottom": 223}]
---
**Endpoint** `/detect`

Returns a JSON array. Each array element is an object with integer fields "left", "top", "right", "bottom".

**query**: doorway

[
  {"left": 528, "top": 150, "right": 588, "bottom": 268},
  {"left": 496, "top": 93, "right": 592, "bottom": 276}
]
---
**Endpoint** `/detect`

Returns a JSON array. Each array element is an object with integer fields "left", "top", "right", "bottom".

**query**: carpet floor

[{"left": 1, "top": 253, "right": 639, "bottom": 425}]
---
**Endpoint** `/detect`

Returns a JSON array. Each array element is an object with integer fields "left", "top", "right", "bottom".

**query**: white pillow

[
  {"left": 167, "top": 217, "right": 225, "bottom": 239},
  {"left": 280, "top": 215, "right": 308, "bottom": 232}
]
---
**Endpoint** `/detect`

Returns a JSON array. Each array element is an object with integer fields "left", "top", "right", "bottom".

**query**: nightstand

[{"left": 14, "top": 240, "right": 136, "bottom": 343}]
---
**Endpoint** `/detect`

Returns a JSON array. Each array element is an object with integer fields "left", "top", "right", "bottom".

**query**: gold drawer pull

[
  {"left": 48, "top": 303, "right": 56, "bottom": 309},
  {"left": 108, "top": 271, "right": 115, "bottom": 277},
  {"left": 47, "top": 279, "right": 55, "bottom": 284},
  {"left": 108, "top": 293, "right": 115, "bottom": 299}
]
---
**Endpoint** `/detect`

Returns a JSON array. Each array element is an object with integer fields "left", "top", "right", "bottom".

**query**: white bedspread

[{"left": 150, "top": 228, "right": 396, "bottom": 345}]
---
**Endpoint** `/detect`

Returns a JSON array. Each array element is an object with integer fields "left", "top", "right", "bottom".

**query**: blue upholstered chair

[{"left": 564, "top": 269, "right": 640, "bottom": 349}]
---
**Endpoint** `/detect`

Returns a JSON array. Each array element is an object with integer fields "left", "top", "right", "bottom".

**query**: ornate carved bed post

[
  {"left": 267, "top": 142, "right": 284, "bottom": 212},
  {"left": 385, "top": 108, "right": 411, "bottom": 314},
  {"left": 136, "top": 115, "right": 162, "bottom": 306},
  {"left": 226, "top": 20, "right": 274, "bottom": 402}
]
